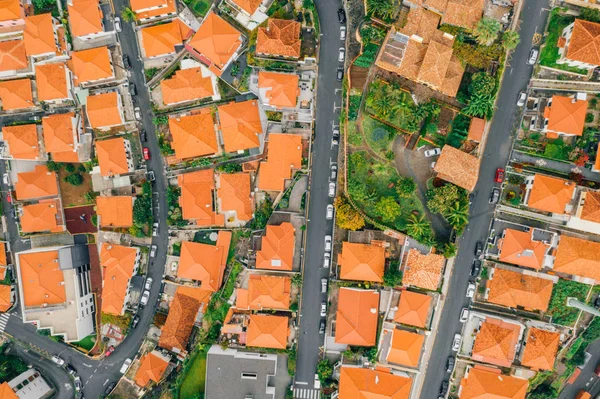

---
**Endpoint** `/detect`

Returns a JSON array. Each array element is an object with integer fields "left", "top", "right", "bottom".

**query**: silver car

[
  {"left": 528, "top": 48, "right": 539, "bottom": 65},
  {"left": 120, "top": 358, "right": 132, "bottom": 374},
  {"left": 340, "top": 26, "right": 346, "bottom": 41},
  {"left": 134, "top": 107, "right": 142, "bottom": 120},
  {"left": 140, "top": 290, "right": 150, "bottom": 307},
  {"left": 328, "top": 182, "right": 336, "bottom": 197},
  {"left": 424, "top": 148, "right": 441, "bottom": 157},
  {"left": 320, "top": 302, "right": 327, "bottom": 317},
  {"left": 517, "top": 91, "right": 527, "bottom": 107},
  {"left": 324, "top": 235, "right": 332, "bottom": 251},
  {"left": 452, "top": 334, "right": 462, "bottom": 352},
  {"left": 338, "top": 47, "right": 345, "bottom": 62},
  {"left": 326, "top": 204, "right": 334, "bottom": 220},
  {"left": 150, "top": 244, "right": 157, "bottom": 257},
  {"left": 323, "top": 252, "right": 331, "bottom": 268},
  {"left": 321, "top": 278, "right": 327, "bottom": 293}
]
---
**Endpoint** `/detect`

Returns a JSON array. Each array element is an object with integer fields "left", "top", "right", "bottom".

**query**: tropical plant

[
  {"left": 396, "top": 177, "right": 416, "bottom": 198},
  {"left": 469, "top": 72, "right": 497, "bottom": 97},
  {"left": 442, "top": 243, "right": 457, "bottom": 258},
  {"left": 473, "top": 17, "right": 502, "bottom": 46},
  {"left": 444, "top": 201, "right": 469, "bottom": 231},
  {"left": 406, "top": 213, "right": 429, "bottom": 238},
  {"left": 502, "top": 30, "right": 520, "bottom": 50},
  {"left": 374, "top": 196, "right": 401, "bottom": 222},
  {"left": 370, "top": 86, "right": 396, "bottom": 118},
  {"left": 463, "top": 93, "right": 495, "bottom": 119},
  {"left": 121, "top": 7, "right": 138, "bottom": 22},
  {"left": 427, "top": 184, "right": 466, "bottom": 215}
]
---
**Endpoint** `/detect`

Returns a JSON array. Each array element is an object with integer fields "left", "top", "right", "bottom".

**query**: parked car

[
  {"left": 321, "top": 279, "right": 327, "bottom": 293},
  {"left": 5, "top": 192, "right": 10, "bottom": 203},
  {"left": 328, "top": 182, "right": 336, "bottom": 197},
  {"left": 326, "top": 204, "right": 334, "bottom": 220},
  {"left": 105, "top": 345, "right": 115, "bottom": 357},
  {"left": 143, "top": 147, "right": 151, "bottom": 160},
  {"left": 2, "top": 174, "right": 8, "bottom": 185},
  {"left": 494, "top": 168, "right": 505, "bottom": 183},
  {"left": 150, "top": 244, "right": 157, "bottom": 257},
  {"left": 131, "top": 315, "right": 140, "bottom": 329},
  {"left": 445, "top": 356, "right": 455, "bottom": 373},
  {"left": 459, "top": 308, "right": 469, "bottom": 323},
  {"left": 140, "top": 290, "right": 150, "bottom": 307},
  {"left": 471, "top": 259, "right": 482, "bottom": 277},
  {"left": 152, "top": 222, "right": 159, "bottom": 236},
  {"left": 323, "top": 252, "right": 331, "bottom": 268},
  {"left": 324, "top": 235, "right": 332, "bottom": 252},
  {"left": 66, "top": 364, "right": 76, "bottom": 375},
  {"left": 595, "top": 361, "right": 600, "bottom": 377},
  {"left": 337, "top": 8, "right": 346, "bottom": 23},
  {"left": 338, "top": 47, "right": 345, "bottom": 63},
  {"left": 424, "top": 148, "right": 441, "bottom": 158},
  {"left": 440, "top": 380, "right": 449, "bottom": 396},
  {"left": 129, "top": 82, "right": 136, "bottom": 96},
  {"left": 145, "top": 277, "right": 153, "bottom": 291},
  {"left": 332, "top": 128, "right": 340, "bottom": 145},
  {"left": 134, "top": 107, "right": 142, "bottom": 120},
  {"left": 528, "top": 48, "right": 539, "bottom": 65},
  {"left": 474, "top": 241, "right": 483, "bottom": 257},
  {"left": 340, "top": 26, "right": 346, "bottom": 40},
  {"left": 147, "top": 171, "right": 155, "bottom": 182},
  {"left": 74, "top": 376, "right": 82, "bottom": 391},
  {"left": 489, "top": 187, "right": 500, "bottom": 204},
  {"left": 336, "top": 67, "right": 344, "bottom": 81},
  {"left": 451, "top": 334, "right": 462, "bottom": 352},
  {"left": 466, "top": 283, "right": 476, "bottom": 298},
  {"left": 319, "top": 320, "right": 325, "bottom": 334},
  {"left": 140, "top": 130, "right": 147, "bottom": 142},
  {"left": 120, "top": 358, "right": 132, "bottom": 374},
  {"left": 51, "top": 355, "right": 65, "bottom": 366},
  {"left": 330, "top": 164, "right": 337, "bottom": 180},
  {"left": 123, "top": 54, "right": 131, "bottom": 68},
  {"left": 517, "top": 91, "right": 527, "bottom": 107},
  {"left": 105, "top": 382, "right": 116, "bottom": 395},
  {"left": 594, "top": 296, "right": 600, "bottom": 309},
  {"left": 114, "top": 17, "right": 121, "bottom": 32},
  {"left": 320, "top": 302, "right": 327, "bottom": 317}
]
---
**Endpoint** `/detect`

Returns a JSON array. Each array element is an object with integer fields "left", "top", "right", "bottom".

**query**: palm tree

[
  {"left": 502, "top": 31, "right": 520, "bottom": 51},
  {"left": 121, "top": 7, "right": 137, "bottom": 23},
  {"left": 444, "top": 201, "right": 469, "bottom": 231},
  {"left": 406, "top": 214, "right": 429, "bottom": 239},
  {"left": 473, "top": 17, "right": 501, "bottom": 46},
  {"left": 371, "top": 88, "right": 395, "bottom": 118}
]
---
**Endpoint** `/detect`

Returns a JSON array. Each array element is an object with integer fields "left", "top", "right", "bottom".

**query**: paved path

[{"left": 512, "top": 150, "right": 600, "bottom": 182}]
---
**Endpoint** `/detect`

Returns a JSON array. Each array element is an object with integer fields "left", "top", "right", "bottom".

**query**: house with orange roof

[
  {"left": 20, "top": 199, "right": 65, "bottom": 234},
  {"left": 23, "top": 13, "right": 60, "bottom": 59},
  {"left": 338, "top": 242, "right": 385, "bottom": 283},
  {"left": 177, "top": 170, "right": 225, "bottom": 226},
  {"left": 169, "top": 111, "right": 219, "bottom": 160},
  {"left": 100, "top": 242, "right": 140, "bottom": 315},
  {"left": 187, "top": 12, "right": 243, "bottom": 76},
  {"left": 568, "top": 189, "right": 600, "bottom": 234},
  {"left": 553, "top": 234, "right": 600, "bottom": 283},
  {"left": 576, "top": 391, "right": 593, "bottom": 399},
  {"left": 256, "top": 19, "right": 301, "bottom": 59},
  {"left": 520, "top": 327, "right": 560, "bottom": 371},
  {"left": 35, "top": 62, "right": 73, "bottom": 103},
  {"left": 217, "top": 100, "right": 265, "bottom": 154},
  {"left": 0, "top": 79, "right": 34, "bottom": 110},
  {"left": 216, "top": 172, "right": 254, "bottom": 225},
  {"left": 70, "top": 46, "right": 114, "bottom": 86},
  {"left": 256, "top": 71, "right": 299, "bottom": 110},
  {"left": 0, "top": 40, "right": 28, "bottom": 75},
  {"left": 524, "top": 173, "right": 576, "bottom": 214},
  {"left": 176, "top": 231, "right": 231, "bottom": 291},
  {"left": 433, "top": 145, "right": 479, "bottom": 192},
  {"left": 255, "top": 222, "right": 296, "bottom": 271},
  {"left": 15, "top": 246, "right": 95, "bottom": 342},
  {"left": 14, "top": 165, "right": 58, "bottom": 201},
  {"left": 139, "top": 19, "right": 191, "bottom": 59},
  {"left": 558, "top": 19, "right": 600, "bottom": 70},
  {"left": 496, "top": 228, "right": 553, "bottom": 270},
  {"left": 467, "top": 117, "right": 485, "bottom": 142},
  {"left": 86, "top": 91, "right": 124, "bottom": 131},
  {"left": 236, "top": 274, "right": 291, "bottom": 310},
  {"left": 134, "top": 350, "right": 170, "bottom": 388},
  {"left": 382, "top": 328, "right": 425, "bottom": 368},
  {"left": 130, "top": 0, "right": 177, "bottom": 22},
  {"left": 1, "top": 124, "right": 42, "bottom": 160},
  {"left": 337, "top": 366, "right": 413, "bottom": 399},
  {"left": 458, "top": 365, "right": 528, "bottom": 399},
  {"left": 246, "top": 314, "right": 289, "bottom": 349},
  {"left": 422, "top": 0, "right": 484, "bottom": 30},
  {"left": 538, "top": 94, "right": 588, "bottom": 138},
  {"left": 0, "top": 284, "right": 14, "bottom": 313},
  {"left": 394, "top": 290, "right": 432, "bottom": 328},
  {"left": 67, "top": 0, "right": 108, "bottom": 41},
  {"left": 402, "top": 249, "right": 445, "bottom": 291},
  {"left": 96, "top": 196, "right": 133, "bottom": 228},
  {"left": 0, "top": 242, "right": 10, "bottom": 281},
  {"left": 258, "top": 133, "right": 302, "bottom": 191},
  {"left": 160, "top": 65, "right": 219, "bottom": 106},
  {"left": 223, "top": 0, "right": 269, "bottom": 30},
  {"left": 0, "top": 0, "right": 25, "bottom": 33},
  {"left": 469, "top": 316, "right": 524, "bottom": 367},
  {"left": 485, "top": 267, "right": 555, "bottom": 312},
  {"left": 95, "top": 137, "right": 134, "bottom": 177},
  {"left": 42, "top": 112, "right": 82, "bottom": 163},
  {"left": 335, "top": 288, "right": 379, "bottom": 346}
]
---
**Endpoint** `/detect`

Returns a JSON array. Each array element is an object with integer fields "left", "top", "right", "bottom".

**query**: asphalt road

[
  {"left": 294, "top": 0, "right": 343, "bottom": 387},
  {"left": 0, "top": 1, "right": 170, "bottom": 397},
  {"left": 418, "top": 2, "right": 550, "bottom": 398},
  {"left": 560, "top": 340, "right": 600, "bottom": 399}
]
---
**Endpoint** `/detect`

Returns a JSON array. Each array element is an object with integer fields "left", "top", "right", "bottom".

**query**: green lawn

[
  {"left": 539, "top": 10, "right": 588, "bottom": 75},
  {"left": 362, "top": 115, "right": 397, "bottom": 153},
  {"left": 548, "top": 279, "right": 591, "bottom": 326},
  {"left": 347, "top": 121, "right": 363, "bottom": 146},
  {"left": 183, "top": 0, "right": 210, "bottom": 17},
  {"left": 73, "top": 334, "right": 96, "bottom": 351},
  {"left": 179, "top": 347, "right": 208, "bottom": 399}
]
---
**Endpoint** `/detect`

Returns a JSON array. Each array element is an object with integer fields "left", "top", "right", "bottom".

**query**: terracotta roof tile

[
  {"left": 402, "top": 249, "right": 445, "bottom": 291},
  {"left": 498, "top": 228, "right": 549, "bottom": 270},
  {"left": 335, "top": 288, "right": 379, "bottom": 346},
  {"left": 169, "top": 111, "right": 219, "bottom": 160},
  {"left": 131, "top": 0, "right": 176, "bottom": 19},
  {"left": 243, "top": 274, "right": 291, "bottom": 310},
  {"left": 576, "top": 391, "right": 593, "bottom": 399},
  {"left": 20, "top": 199, "right": 63, "bottom": 233},
  {"left": 246, "top": 314, "right": 289, "bottom": 349},
  {"left": 2, "top": 124, "right": 40, "bottom": 160},
  {"left": 176, "top": 231, "right": 231, "bottom": 291},
  {"left": 394, "top": 290, "right": 431, "bottom": 328},
  {"left": 554, "top": 235, "right": 600, "bottom": 281},
  {"left": 255, "top": 222, "right": 295, "bottom": 271},
  {"left": 258, "top": 71, "right": 299, "bottom": 109},
  {"left": 258, "top": 133, "right": 302, "bottom": 191},
  {"left": 100, "top": 243, "right": 138, "bottom": 315},
  {"left": 580, "top": 191, "right": 600, "bottom": 223},
  {"left": 256, "top": 19, "right": 301, "bottom": 58},
  {"left": 96, "top": 196, "right": 133, "bottom": 228},
  {"left": 14, "top": 165, "right": 58, "bottom": 201},
  {"left": 177, "top": 170, "right": 225, "bottom": 226},
  {"left": 338, "top": 366, "right": 412, "bottom": 399},
  {"left": 459, "top": 366, "right": 528, "bottom": 399},
  {"left": 24, "top": 13, "right": 57, "bottom": 57},
  {"left": 486, "top": 268, "right": 553, "bottom": 311},
  {"left": 36, "top": 63, "right": 70, "bottom": 101},
  {"left": 386, "top": 329, "right": 424, "bottom": 367},
  {"left": 527, "top": 174, "right": 575, "bottom": 214},
  {"left": 521, "top": 328, "right": 560, "bottom": 371},
  {"left": 0, "top": 242, "right": 8, "bottom": 267},
  {"left": 543, "top": 95, "right": 588, "bottom": 136},
  {"left": 417, "top": 40, "right": 453, "bottom": 90},
  {"left": 0, "top": 0, "right": 23, "bottom": 23},
  {"left": 338, "top": 242, "right": 385, "bottom": 283},
  {"left": 161, "top": 67, "right": 214, "bottom": 105},
  {"left": 0, "top": 40, "right": 27, "bottom": 73},
  {"left": 217, "top": 172, "right": 253, "bottom": 221},
  {"left": 442, "top": 0, "right": 484, "bottom": 30},
  {"left": 472, "top": 318, "right": 521, "bottom": 367},
  {"left": 18, "top": 249, "right": 66, "bottom": 307},
  {"left": 86, "top": 92, "right": 123, "bottom": 129},
  {"left": 42, "top": 112, "right": 76, "bottom": 157},
  {"left": 0, "top": 79, "right": 33, "bottom": 110},
  {"left": 217, "top": 100, "right": 263, "bottom": 153},
  {"left": 68, "top": 0, "right": 103, "bottom": 38},
  {"left": 70, "top": 46, "right": 113, "bottom": 85},
  {"left": 96, "top": 137, "right": 130, "bottom": 176},
  {"left": 468, "top": 117, "right": 485, "bottom": 142},
  {"left": 566, "top": 19, "right": 600, "bottom": 66},
  {"left": 434, "top": 146, "right": 479, "bottom": 192},
  {"left": 230, "top": 0, "right": 262, "bottom": 14},
  {"left": 134, "top": 351, "right": 169, "bottom": 387},
  {"left": 140, "top": 19, "right": 184, "bottom": 58},
  {"left": 0, "top": 285, "right": 12, "bottom": 313}
]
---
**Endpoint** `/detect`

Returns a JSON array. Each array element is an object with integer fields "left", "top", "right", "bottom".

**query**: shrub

[
  {"left": 216, "top": 163, "right": 243, "bottom": 173},
  {"left": 383, "top": 261, "right": 402, "bottom": 287},
  {"left": 65, "top": 173, "right": 83, "bottom": 186},
  {"left": 334, "top": 196, "right": 366, "bottom": 231},
  {"left": 46, "top": 160, "right": 62, "bottom": 172},
  {"left": 586, "top": 113, "right": 595, "bottom": 123}
]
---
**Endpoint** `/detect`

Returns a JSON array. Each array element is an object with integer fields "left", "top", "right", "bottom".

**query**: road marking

[
  {"left": 0, "top": 313, "right": 10, "bottom": 332},
  {"left": 294, "top": 388, "right": 320, "bottom": 398},
  {"left": 103, "top": 379, "right": 109, "bottom": 386},
  {"left": 82, "top": 363, "right": 92, "bottom": 368}
]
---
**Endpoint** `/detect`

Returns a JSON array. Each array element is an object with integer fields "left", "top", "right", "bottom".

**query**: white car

[
  {"left": 328, "top": 182, "right": 336, "bottom": 197},
  {"left": 320, "top": 302, "right": 327, "bottom": 317},
  {"left": 528, "top": 48, "right": 539, "bottom": 65},
  {"left": 140, "top": 290, "right": 150, "bottom": 307},
  {"left": 466, "top": 283, "right": 476, "bottom": 298},
  {"left": 330, "top": 164, "right": 337, "bottom": 180},
  {"left": 323, "top": 252, "right": 331, "bottom": 268},
  {"left": 150, "top": 245, "right": 157, "bottom": 258},
  {"left": 451, "top": 334, "right": 462, "bottom": 352},
  {"left": 2, "top": 174, "right": 8, "bottom": 185},
  {"left": 145, "top": 277, "right": 153, "bottom": 291},
  {"left": 338, "top": 47, "right": 345, "bottom": 62},
  {"left": 152, "top": 222, "right": 159, "bottom": 237},
  {"left": 424, "top": 148, "right": 441, "bottom": 158},
  {"left": 340, "top": 26, "right": 346, "bottom": 41},
  {"left": 134, "top": 107, "right": 142, "bottom": 121},
  {"left": 321, "top": 278, "right": 327, "bottom": 293},
  {"left": 459, "top": 308, "right": 469, "bottom": 323},
  {"left": 326, "top": 204, "right": 334, "bottom": 220},
  {"left": 324, "top": 235, "right": 332, "bottom": 252},
  {"left": 51, "top": 355, "right": 65, "bottom": 366},
  {"left": 517, "top": 91, "right": 527, "bottom": 107},
  {"left": 114, "top": 17, "right": 122, "bottom": 32},
  {"left": 332, "top": 128, "right": 340, "bottom": 145},
  {"left": 119, "top": 358, "right": 132, "bottom": 374}
]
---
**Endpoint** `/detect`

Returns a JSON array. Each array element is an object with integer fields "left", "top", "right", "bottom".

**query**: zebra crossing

[
  {"left": 0, "top": 313, "right": 10, "bottom": 332},
  {"left": 294, "top": 388, "right": 320, "bottom": 399}
]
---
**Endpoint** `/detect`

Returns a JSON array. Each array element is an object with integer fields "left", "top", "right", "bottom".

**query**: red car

[
  {"left": 143, "top": 147, "right": 150, "bottom": 160},
  {"left": 105, "top": 345, "right": 115, "bottom": 357},
  {"left": 494, "top": 168, "right": 505, "bottom": 183}
]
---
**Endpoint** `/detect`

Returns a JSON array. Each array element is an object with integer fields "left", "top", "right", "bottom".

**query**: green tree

[
  {"left": 370, "top": 86, "right": 395, "bottom": 118},
  {"left": 46, "top": 160, "right": 62, "bottom": 172},
  {"left": 217, "top": 163, "right": 243, "bottom": 173},
  {"left": 502, "top": 30, "right": 520, "bottom": 50},
  {"left": 406, "top": 213, "right": 430, "bottom": 238},
  {"left": 427, "top": 184, "right": 466, "bottom": 215},
  {"left": 463, "top": 93, "right": 495, "bottom": 119},
  {"left": 121, "top": 7, "right": 138, "bottom": 22},
  {"left": 396, "top": 177, "right": 416, "bottom": 198},
  {"left": 65, "top": 163, "right": 75, "bottom": 172},
  {"left": 65, "top": 173, "right": 83, "bottom": 186},
  {"left": 444, "top": 201, "right": 469, "bottom": 232},
  {"left": 250, "top": 197, "right": 273, "bottom": 230},
  {"left": 468, "top": 72, "right": 496, "bottom": 97},
  {"left": 442, "top": 242, "right": 457, "bottom": 258},
  {"left": 374, "top": 196, "right": 401, "bottom": 222},
  {"left": 334, "top": 197, "right": 365, "bottom": 231},
  {"left": 133, "top": 195, "right": 152, "bottom": 225},
  {"left": 317, "top": 359, "right": 333, "bottom": 383},
  {"left": 383, "top": 261, "right": 402, "bottom": 287},
  {"left": 473, "top": 17, "right": 501, "bottom": 46},
  {"left": 581, "top": 7, "right": 600, "bottom": 23}
]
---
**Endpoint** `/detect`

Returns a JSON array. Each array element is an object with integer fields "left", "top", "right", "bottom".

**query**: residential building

[
  {"left": 86, "top": 91, "right": 125, "bottom": 131},
  {"left": 523, "top": 174, "right": 576, "bottom": 214},
  {"left": 130, "top": 0, "right": 177, "bottom": 23},
  {"left": 496, "top": 228, "right": 553, "bottom": 270},
  {"left": 7, "top": 368, "right": 54, "bottom": 399},
  {"left": 402, "top": 249, "right": 445, "bottom": 291},
  {"left": 338, "top": 242, "right": 385, "bottom": 283},
  {"left": 484, "top": 267, "right": 554, "bottom": 312},
  {"left": 176, "top": 231, "right": 231, "bottom": 291},
  {"left": 0, "top": 0, "right": 25, "bottom": 34},
  {"left": 569, "top": 190, "right": 600, "bottom": 234},
  {"left": 0, "top": 285, "right": 14, "bottom": 312},
  {"left": 217, "top": 100, "right": 264, "bottom": 154},
  {"left": 558, "top": 19, "right": 600, "bottom": 70},
  {"left": 95, "top": 137, "right": 134, "bottom": 177},
  {"left": 187, "top": 12, "right": 242, "bottom": 76},
  {"left": 542, "top": 94, "right": 588, "bottom": 138},
  {"left": 256, "top": 71, "right": 299, "bottom": 109},
  {"left": 394, "top": 290, "right": 432, "bottom": 328},
  {"left": 20, "top": 199, "right": 65, "bottom": 234},
  {"left": 337, "top": 366, "right": 412, "bottom": 399},
  {"left": 70, "top": 46, "right": 115, "bottom": 86},
  {"left": 160, "top": 66, "right": 217, "bottom": 106},
  {"left": 520, "top": 327, "right": 560, "bottom": 371},
  {"left": 335, "top": 288, "right": 379, "bottom": 346},
  {"left": 134, "top": 350, "right": 171, "bottom": 388},
  {"left": 246, "top": 314, "right": 289, "bottom": 349},
  {"left": 216, "top": 172, "right": 254, "bottom": 224},
  {"left": 14, "top": 245, "right": 95, "bottom": 342},
  {"left": 42, "top": 112, "right": 82, "bottom": 163},
  {"left": 177, "top": 170, "right": 225, "bottom": 226},
  {"left": 35, "top": 62, "right": 73, "bottom": 103},
  {"left": 0, "top": 124, "right": 42, "bottom": 160},
  {"left": 168, "top": 111, "right": 219, "bottom": 160},
  {"left": 0, "top": 40, "right": 28, "bottom": 78},
  {"left": 255, "top": 222, "right": 295, "bottom": 271},
  {"left": 0, "top": 78, "right": 34, "bottom": 111},
  {"left": 419, "top": 0, "right": 485, "bottom": 30},
  {"left": 139, "top": 19, "right": 190, "bottom": 59},
  {"left": 236, "top": 274, "right": 291, "bottom": 311},
  {"left": 470, "top": 317, "right": 523, "bottom": 367},
  {"left": 258, "top": 133, "right": 302, "bottom": 191},
  {"left": 23, "top": 13, "right": 61, "bottom": 60},
  {"left": 96, "top": 196, "right": 133, "bottom": 228},
  {"left": 14, "top": 165, "right": 58, "bottom": 202},
  {"left": 433, "top": 145, "right": 479, "bottom": 191},
  {"left": 467, "top": 117, "right": 485, "bottom": 142},
  {"left": 383, "top": 328, "right": 425, "bottom": 368},
  {"left": 0, "top": 241, "right": 9, "bottom": 281},
  {"left": 224, "top": 0, "right": 269, "bottom": 30},
  {"left": 0, "top": 382, "right": 17, "bottom": 399},
  {"left": 67, "top": 0, "right": 107, "bottom": 41},
  {"left": 256, "top": 19, "right": 301, "bottom": 59},
  {"left": 553, "top": 235, "right": 600, "bottom": 283},
  {"left": 458, "top": 365, "right": 528, "bottom": 399}
]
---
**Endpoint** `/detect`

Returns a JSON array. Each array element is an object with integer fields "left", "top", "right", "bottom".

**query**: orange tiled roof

[
  {"left": 394, "top": 290, "right": 431, "bottom": 328},
  {"left": 472, "top": 318, "right": 521, "bottom": 367},
  {"left": 258, "top": 71, "right": 299, "bottom": 109},
  {"left": 338, "top": 366, "right": 412, "bottom": 399},
  {"left": 386, "top": 329, "right": 424, "bottom": 367},
  {"left": 20, "top": 199, "right": 63, "bottom": 233},
  {"left": 554, "top": 235, "right": 600, "bottom": 281},
  {"left": 339, "top": 242, "right": 385, "bottom": 283},
  {"left": 498, "top": 228, "right": 549, "bottom": 270},
  {"left": 0, "top": 285, "right": 11, "bottom": 313},
  {"left": 36, "top": 63, "right": 69, "bottom": 101},
  {"left": 527, "top": 174, "right": 575, "bottom": 214},
  {"left": 96, "top": 196, "right": 133, "bottom": 228},
  {"left": 441, "top": 0, "right": 484, "bottom": 30},
  {"left": 131, "top": 0, "right": 176, "bottom": 19},
  {"left": 0, "top": 0, "right": 23, "bottom": 23},
  {"left": 24, "top": 13, "right": 57, "bottom": 57},
  {"left": 169, "top": 111, "right": 218, "bottom": 160},
  {"left": 15, "top": 165, "right": 58, "bottom": 201},
  {"left": 68, "top": 0, "right": 103, "bottom": 38},
  {"left": 335, "top": 288, "right": 379, "bottom": 346},
  {"left": 434, "top": 146, "right": 479, "bottom": 192},
  {"left": 256, "top": 19, "right": 301, "bottom": 58},
  {"left": 230, "top": 0, "right": 262, "bottom": 15},
  {"left": 521, "top": 328, "right": 560, "bottom": 371},
  {"left": 543, "top": 95, "right": 588, "bottom": 136},
  {"left": 218, "top": 100, "right": 262, "bottom": 153},
  {"left": 217, "top": 172, "right": 253, "bottom": 221},
  {"left": 460, "top": 366, "right": 528, "bottom": 399},
  {"left": 188, "top": 12, "right": 241, "bottom": 75},
  {"left": 42, "top": 112, "right": 76, "bottom": 157},
  {"left": 161, "top": 67, "right": 214, "bottom": 105},
  {"left": 96, "top": 137, "right": 129, "bottom": 177},
  {"left": 2, "top": 124, "right": 39, "bottom": 160},
  {"left": 135, "top": 352, "right": 169, "bottom": 387},
  {"left": 100, "top": 243, "right": 138, "bottom": 315},
  {"left": 18, "top": 249, "right": 66, "bottom": 307},
  {"left": 86, "top": 92, "right": 123, "bottom": 129},
  {"left": 71, "top": 46, "right": 113, "bottom": 85},
  {"left": 255, "top": 222, "right": 295, "bottom": 271},
  {"left": 258, "top": 133, "right": 302, "bottom": 191},
  {"left": 468, "top": 117, "right": 485, "bottom": 142},
  {"left": 0, "top": 242, "right": 8, "bottom": 267},
  {"left": 0, "top": 40, "right": 27, "bottom": 73},
  {"left": 177, "top": 170, "right": 225, "bottom": 226},
  {"left": 580, "top": 191, "right": 600, "bottom": 223},
  {"left": 566, "top": 19, "right": 600, "bottom": 66},
  {"left": 245, "top": 274, "right": 291, "bottom": 310},
  {"left": 177, "top": 231, "right": 231, "bottom": 291},
  {"left": 140, "top": 19, "right": 185, "bottom": 58},
  {"left": 486, "top": 268, "right": 553, "bottom": 312},
  {"left": 0, "top": 79, "right": 33, "bottom": 110},
  {"left": 402, "top": 249, "right": 445, "bottom": 291},
  {"left": 246, "top": 314, "right": 289, "bottom": 349},
  {"left": 576, "top": 392, "right": 593, "bottom": 399}
]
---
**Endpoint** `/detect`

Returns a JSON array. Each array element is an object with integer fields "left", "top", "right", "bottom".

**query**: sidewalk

[{"left": 512, "top": 150, "right": 600, "bottom": 182}]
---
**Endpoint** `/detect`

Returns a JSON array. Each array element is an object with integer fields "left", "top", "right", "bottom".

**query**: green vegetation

[
  {"left": 354, "top": 43, "right": 381, "bottom": 68},
  {"left": 502, "top": 31, "right": 520, "bottom": 50},
  {"left": 179, "top": 345, "right": 209, "bottom": 399},
  {"left": 121, "top": 7, "right": 137, "bottom": 22},
  {"left": 348, "top": 95, "right": 362, "bottom": 121},
  {"left": 65, "top": 173, "right": 83, "bottom": 186},
  {"left": 445, "top": 114, "right": 472, "bottom": 148},
  {"left": 317, "top": 359, "right": 334, "bottom": 387},
  {"left": 334, "top": 196, "right": 366, "bottom": 231},
  {"left": 427, "top": 184, "right": 470, "bottom": 233},
  {"left": 366, "top": 0, "right": 397, "bottom": 23},
  {"left": 362, "top": 115, "right": 397, "bottom": 152},
  {"left": 73, "top": 334, "right": 96, "bottom": 351},
  {"left": 463, "top": 72, "right": 497, "bottom": 119},
  {"left": 216, "top": 163, "right": 243, "bottom": 173},
  {"left": 166, "top": 186, "right": 185, "bottom": 226},
  {"left": 101, "top": 312, "right": 132, "bottom": 333},
  {"left": 548, "top": 279, "right": 590, "bottom": 326},
  {"left": 0, "top": 349, "right": 28, "bottom": 381},
  {"left": 383, "top": 260, "right": 402, "bottom": 287},
  {"left": 158, "top": 134, "right": 175, "bottom": 156},
  {"left": 32, "top": 0, "right": 58, "bottom": 16},
  {"left": 183, "top": 0, "right": 211, "bottom": 17},
  {"left": 132, "top": 182, "right": 153, "bottom": 237},
  {"left": 347, "top": 121, "right": 363, "bottom": 146},
  {"left": 250, "top": 197, "right": 273, "bottom": 230},
  {"left": 540, "top": 10, "right": 588, "bottom": 75},
  {"left": 221, "top": 261, "right": 243, "bottom": 300},
  {"left": 145, "top": 68, "right": 160, "bottom": 81},
  {"left": 543, "top": 139, "right": 571, "bottom": 161},
  {"left": 473, "top": 17, "right": 501, "bottom": 46}
]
